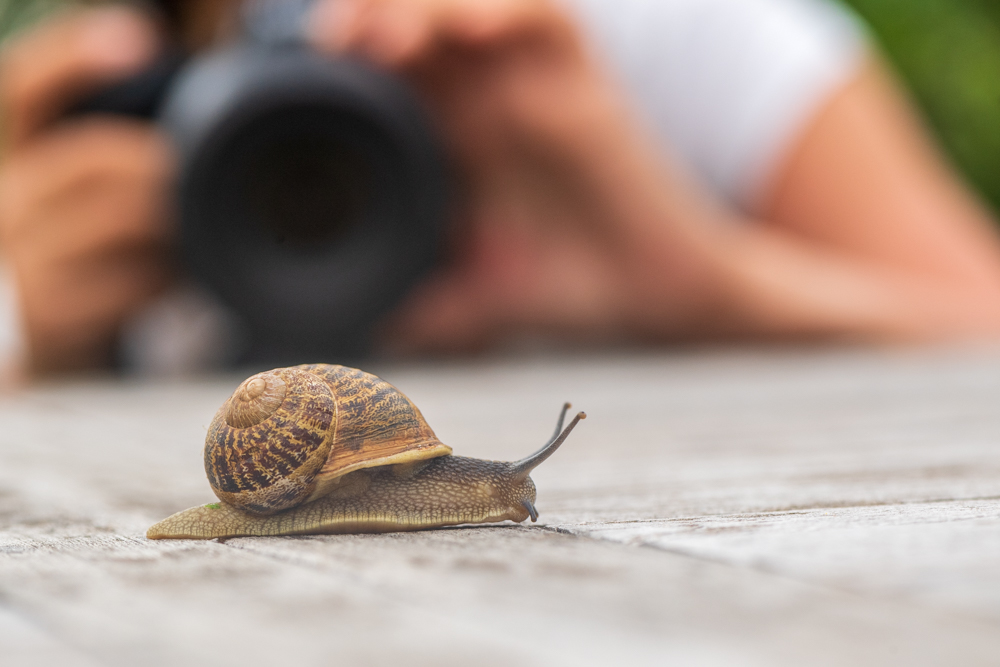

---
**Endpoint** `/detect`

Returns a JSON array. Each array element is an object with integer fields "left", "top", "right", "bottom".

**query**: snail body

[{"left": 147, "top": 364, "right": 584, "bottom": 540}]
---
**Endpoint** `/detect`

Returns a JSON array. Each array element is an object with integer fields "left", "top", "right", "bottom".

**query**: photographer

[{"left": 4, "top": 0, "right": 1000, "bottom": 378}]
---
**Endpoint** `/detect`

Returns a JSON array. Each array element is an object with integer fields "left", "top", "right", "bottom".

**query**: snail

[{"left": 147, "top": 364, "right": 584, "bottom": 539}]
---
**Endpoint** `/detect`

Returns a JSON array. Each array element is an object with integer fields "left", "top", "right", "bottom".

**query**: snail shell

[{"left": 205, "top": 364, "right": 451, "bottom": 514}]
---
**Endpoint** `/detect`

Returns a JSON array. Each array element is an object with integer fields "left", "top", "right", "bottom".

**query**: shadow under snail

[{"left": 147, "top": 364, "right": 585, "bottom": 539}]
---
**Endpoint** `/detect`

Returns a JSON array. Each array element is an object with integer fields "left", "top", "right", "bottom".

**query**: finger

[
  {"left": 0, "top": 6, "right": 158, "bottom": 147},
  {"left": 378, "top": 220, "right": 539, "bottom": 351},
  {"left": 363, "top": 2, "right": 437, "bottom": 66},
  {"left": 437, "top": 0, "right": 571, "bottom": 46},
  {"left": 23, "top": 244, "right": 172, "bottom": 374},
  {"left": 25, "top": 243, "right": 170, "bottom": 332},
  {"left": 379, "top": 218, "right": 627, "bottom": 353},
  {"left": 378, "top": 268, "right": 501, "bottom": 353},
  {"left": 310, "top": 0, "right": 570, "bottom": 66},
  {"left": 0, "top": 119, "right": 174, "bottom": 254},
  {"left": 309, "top": 0, "right": 365, "bottom": 52},
  {"left": 311, "top": 0, "right": 435, "bottom": 67}
]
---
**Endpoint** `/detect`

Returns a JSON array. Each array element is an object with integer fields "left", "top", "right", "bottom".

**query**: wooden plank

[
  {"left": 0, "top": 522, "right": 997, "bottom": 666},
  {"left": 0, "top": 349, "right": 999, "bottom": 664},
  {"left": 0, "top": 605, "right": 98, "bottom": 667},
  {"left": 568, "top": 498, "right": 1000, "bottom": 622}
]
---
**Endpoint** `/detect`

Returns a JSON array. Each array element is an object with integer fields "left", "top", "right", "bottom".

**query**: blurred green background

[
  {"left": 839, "top": 0, "right": 1000, "bottom": 213},
  {"left": 2, "top": 0, "right": 1000, "bottom": 213},
  {"left": 0, "top": 0, "right": 74, "bottom": 41}
]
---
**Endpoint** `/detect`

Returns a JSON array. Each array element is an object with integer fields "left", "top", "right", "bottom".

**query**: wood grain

[{"left": 1, "top": 348, "right": 999, "bottom": 665}]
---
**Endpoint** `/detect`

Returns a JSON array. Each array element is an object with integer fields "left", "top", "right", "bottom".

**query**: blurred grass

[
  {"left": 2, "top": 0, "right": 1000, "bottom": 214},
  {"left": 839, "top": 0, "right": 1000, "bottom": 213}
]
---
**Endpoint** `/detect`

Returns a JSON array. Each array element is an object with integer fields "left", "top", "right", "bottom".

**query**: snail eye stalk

[
  {"left": 548, "top": 402, "right": 572, "bottom": 446},
  {"left": 511, "top": 409, "right": 586, "bottom": 483}
]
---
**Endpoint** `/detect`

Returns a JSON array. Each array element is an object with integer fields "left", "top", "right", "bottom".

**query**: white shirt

[{"left": 564, "top": 0, "right": 864, "bottom": 209}]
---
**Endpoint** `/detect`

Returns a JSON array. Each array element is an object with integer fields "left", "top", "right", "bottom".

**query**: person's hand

[
  {"left": 0, "top": 7, "right": 176, "bottom": 374},
  {"left": 310, "top": 0, "right": 728, "bottom": 352}
]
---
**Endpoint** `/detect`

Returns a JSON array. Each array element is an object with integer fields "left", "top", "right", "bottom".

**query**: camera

[{"left": 70, "top": 0, "right": 447, "bottom": 365}]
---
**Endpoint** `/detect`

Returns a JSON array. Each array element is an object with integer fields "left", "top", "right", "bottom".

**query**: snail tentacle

[
  {"left": 548, "top": 402, "right": 572, "bottom": 446},
  {"left": 510, "top": 411, "right": 586, "bottom": 483}
]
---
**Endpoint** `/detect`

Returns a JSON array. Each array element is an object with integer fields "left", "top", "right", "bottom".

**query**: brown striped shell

[{"left": 204, "top": 364, "right": 452, "bottom": 515}]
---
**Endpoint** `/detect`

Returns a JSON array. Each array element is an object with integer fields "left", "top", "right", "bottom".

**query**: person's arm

[
  {"left": 760, "top": 59, "right": 1000, "bottom": 321},
  {"left": 310, "top": 0, "right": 1000, "bottom": 351}
]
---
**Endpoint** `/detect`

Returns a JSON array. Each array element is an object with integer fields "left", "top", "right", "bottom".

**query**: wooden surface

[{"left": 1, "top": 348, "right": 999, "bottom": 665}]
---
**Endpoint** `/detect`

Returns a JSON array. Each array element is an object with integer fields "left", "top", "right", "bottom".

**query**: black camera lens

[
  {"left": 160, "top": 46, "right": 447, "bottom": 364},
  {"left": 242, "top": 113, "right": 372, "bottom": 251}
]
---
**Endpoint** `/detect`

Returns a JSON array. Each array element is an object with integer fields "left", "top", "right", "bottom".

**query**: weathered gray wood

[
  {"left": 570, "top": 498, "right": 1000, "bottom": 621},
  {"left": 2, "top": 348, "right": 1000, "bottom": 665},
  {"left": 0, "top": 605, "right": 98, "bottom": 667}
]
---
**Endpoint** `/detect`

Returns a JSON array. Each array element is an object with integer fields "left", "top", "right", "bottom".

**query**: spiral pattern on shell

[{"left": 205, "top": 368, "right": 337, "bottom": 514}]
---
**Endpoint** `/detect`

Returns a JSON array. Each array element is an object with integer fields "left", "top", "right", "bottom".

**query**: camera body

[{"left": 72, "top": 6, "right": 447, "bottom": 365}]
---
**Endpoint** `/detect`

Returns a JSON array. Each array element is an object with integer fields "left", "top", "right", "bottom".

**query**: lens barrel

[{"left": 160, "top": 46, "right": 447, "bottom": 363}]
